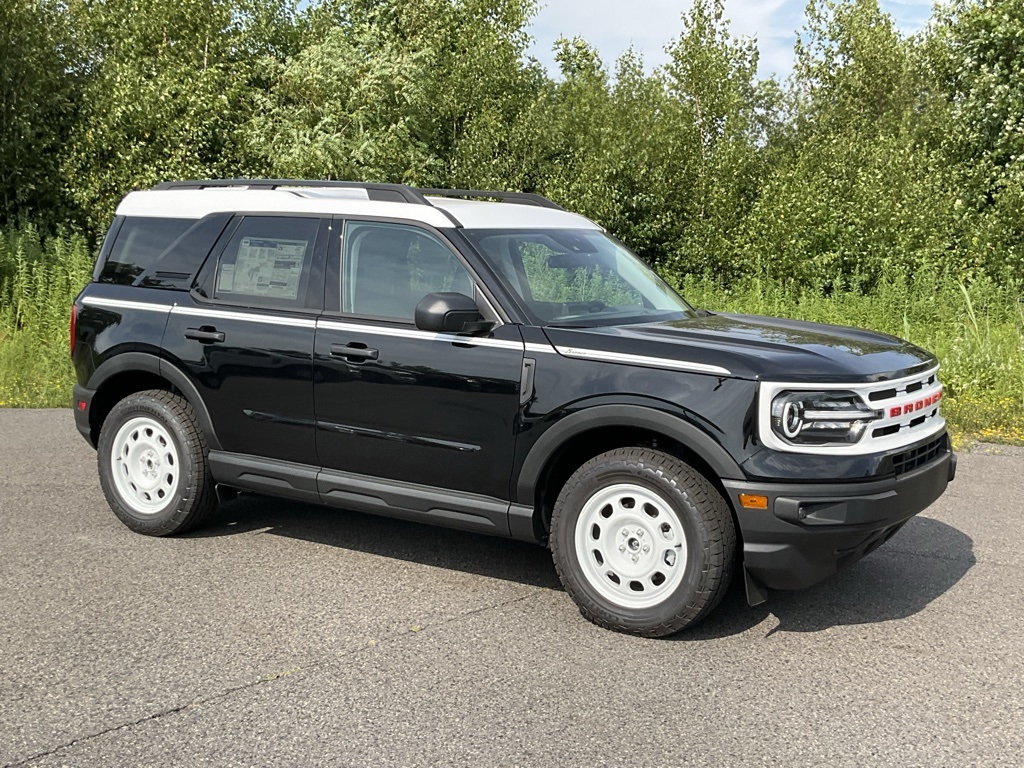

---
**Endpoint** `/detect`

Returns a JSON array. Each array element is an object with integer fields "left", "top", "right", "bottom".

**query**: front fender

[{"left": 515, "top": 403, "right": 745, "bottom": 505}]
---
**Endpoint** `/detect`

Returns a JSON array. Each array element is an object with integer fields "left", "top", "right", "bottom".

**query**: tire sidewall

[
  {"left": 98, "top": 393, "right": 201, "bottom": 535},
  {"left": 553, "top": 455, "right": 721, "bottom": 633}
]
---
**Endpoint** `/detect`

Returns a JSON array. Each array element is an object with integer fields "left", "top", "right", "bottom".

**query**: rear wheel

[
  {"left": 98, "top": 390, "right": 216, "bottom": 536},
  {"left": 550, "top": 447, "right": 736, "bottom": 636}
]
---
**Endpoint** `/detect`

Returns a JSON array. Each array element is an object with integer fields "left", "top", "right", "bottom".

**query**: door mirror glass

[{"left": 415, "top": 292, "right": 494, "bottom": 334}]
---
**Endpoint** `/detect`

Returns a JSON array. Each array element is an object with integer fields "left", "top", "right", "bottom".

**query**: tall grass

[
  {"left": 0, "top": 226, "right": 93, "bottom": 407},
  {"left": 0, "top": 224, "right": 1021, "bottom": 446}
]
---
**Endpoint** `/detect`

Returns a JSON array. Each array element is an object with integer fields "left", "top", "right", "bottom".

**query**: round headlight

[
  {"left": 781, "top": 399, "right": 804, "bottom": 438},
  {"left": 770, "top": 390, "right": 882, "bottom": 446}
]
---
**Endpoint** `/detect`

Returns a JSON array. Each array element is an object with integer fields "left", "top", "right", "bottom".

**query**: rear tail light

[{"left": 70, "top": 304, "right": 78, "bottom": 358}]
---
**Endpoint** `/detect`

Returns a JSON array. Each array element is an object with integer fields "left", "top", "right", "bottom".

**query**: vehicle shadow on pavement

[
  {"left": 678, "top": 516, "right": 976, "bottom": 640},
  {"left": 189, "top": 493, "right": 563, "bottom": 589},
  {"left": 191, "top": 498, "right": 973, "bottom": 638}
]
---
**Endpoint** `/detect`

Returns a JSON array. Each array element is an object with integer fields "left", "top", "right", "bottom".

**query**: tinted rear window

[{"left": 99, "top": 216, "right": 228, "bottom": 289}]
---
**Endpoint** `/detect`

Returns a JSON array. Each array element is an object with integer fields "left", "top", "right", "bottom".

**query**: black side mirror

[{"left": 415, "top": 292, "right": 495, "bottom": 335}]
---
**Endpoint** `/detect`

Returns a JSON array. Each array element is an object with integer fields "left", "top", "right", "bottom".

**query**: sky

[{"left": 526, "top": 0, "right": 936, "bottom": 79}]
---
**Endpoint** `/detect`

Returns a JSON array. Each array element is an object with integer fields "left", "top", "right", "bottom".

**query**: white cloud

[{"left": 526, "top": 0, "right": 935, "bottom": 79}]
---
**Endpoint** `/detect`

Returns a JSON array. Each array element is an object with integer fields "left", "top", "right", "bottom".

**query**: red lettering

[{"left": 888, "top": 389, "right": 943, "bottom": 420}]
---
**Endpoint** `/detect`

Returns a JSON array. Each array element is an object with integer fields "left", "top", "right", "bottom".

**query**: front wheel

[
  {"left": 550, "top": 448, "right": 736, "bottom": 637},
  {"left": 97, "top": 390, "right": 216, "bottom": 536}
]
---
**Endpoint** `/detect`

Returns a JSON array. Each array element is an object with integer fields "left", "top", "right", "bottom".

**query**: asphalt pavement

[{"left": 1, "top": 409, "right": 1022, "bottom": 767}]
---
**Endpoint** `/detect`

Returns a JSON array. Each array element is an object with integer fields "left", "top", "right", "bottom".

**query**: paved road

[{"left": 1, "top": 409, "right": 1022, "bottom": 767}]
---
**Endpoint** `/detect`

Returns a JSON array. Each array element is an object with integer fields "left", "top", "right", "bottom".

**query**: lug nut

[
  {"left": 619, "top": 544, "right": 626, "bottom": 552},
  {"left": 637, "top": 529, "right": 644, "bottom": 537},
  {"left": 642, "top": 545, "right": 650, "bottom": 553},
  {"left": 631, "top": 555, "right": 639, "bottom": 563}
]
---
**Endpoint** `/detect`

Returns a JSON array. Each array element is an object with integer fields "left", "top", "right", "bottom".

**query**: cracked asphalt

[{"left": 1, "top": 409, "right": 1022, "bottom": 767}]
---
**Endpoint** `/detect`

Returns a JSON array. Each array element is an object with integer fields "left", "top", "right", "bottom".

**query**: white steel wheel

[
  {"left": 98, "top": 390, "right": 217, "bottom": 536},
  {"left": 575, "top": 483, "right": 688, "bottom": 610},
  {"left": 109, "top": 416, "right": 180, "bottom": 514},
  {"left": 550, "top": 447, "right": 737, "bottom": 637}
]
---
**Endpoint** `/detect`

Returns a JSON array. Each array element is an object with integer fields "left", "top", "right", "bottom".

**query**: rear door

[{"left": 162, "top": 214, "right": 328, "bottom": 466}]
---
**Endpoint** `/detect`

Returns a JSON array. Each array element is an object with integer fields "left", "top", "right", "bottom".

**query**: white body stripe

[
  {"left": 170, "top": 305, "right": 317, "bottom": 328},
  {"left": 316, "top": 319, "right": 525, "bottom": 350},
  {"left": 524, "top": 342, "right": 558, "bottom": 355},
  {"left": 80, "top": 296, "right": 172, "bottom": 314},
  {"left": 554, "top": 346, "right": 731, "bottom": 376}
]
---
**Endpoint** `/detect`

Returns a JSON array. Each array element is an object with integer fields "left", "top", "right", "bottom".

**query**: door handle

[
  {"left": 330, "top": 342, "right": 379, "bottom": 362},
  {"left": 185, "top": 326, "right": 225, "bottom": 343}
]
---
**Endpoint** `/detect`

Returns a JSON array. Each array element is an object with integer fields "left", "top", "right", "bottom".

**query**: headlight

[{"left": 770, "top": 391, "right": 882, "bottom": 446}]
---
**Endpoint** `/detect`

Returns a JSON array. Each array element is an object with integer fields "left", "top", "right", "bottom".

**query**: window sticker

[{"left": 221, "top": 237, "right": 308, "bottom": 300}]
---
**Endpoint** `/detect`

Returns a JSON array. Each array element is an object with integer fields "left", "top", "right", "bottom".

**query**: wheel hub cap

[
  {"left": 109, "top": 416, "right": 180, "bottom": 515},
  {"left": 574, "top": 483, "right": 688, "bottom": 610}
]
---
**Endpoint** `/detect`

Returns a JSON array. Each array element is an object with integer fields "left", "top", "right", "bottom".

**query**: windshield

[{"left": 462, "top": 228, "right": 695, "bottom": 326}]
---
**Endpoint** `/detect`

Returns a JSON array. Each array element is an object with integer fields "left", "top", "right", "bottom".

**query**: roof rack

[
  {"left": 150, "top": 179, "right": 563, "bottom": 211},
  {"left": 417, "top": 188, "right": 565, "bottom": 211},
  {"left": 151, "top": 179, "right": 430, "bottom": 205}
]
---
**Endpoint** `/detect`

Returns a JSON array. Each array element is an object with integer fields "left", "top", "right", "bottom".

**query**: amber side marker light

[{"left": 739, "top": 494, "right": 769, "bottom": 510}]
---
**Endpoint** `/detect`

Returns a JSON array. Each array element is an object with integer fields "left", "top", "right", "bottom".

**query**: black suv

[{"left": 72, "top": 180, "right": 955, "bottom": 636}]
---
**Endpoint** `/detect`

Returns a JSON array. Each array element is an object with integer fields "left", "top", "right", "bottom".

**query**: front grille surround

[{"left": 758, "top": 365, "right": 945, "bottom": 455}]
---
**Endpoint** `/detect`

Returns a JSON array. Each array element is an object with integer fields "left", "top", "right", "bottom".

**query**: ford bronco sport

[{"left": 71, "top": 180, "right": 955, "bottom": 636}]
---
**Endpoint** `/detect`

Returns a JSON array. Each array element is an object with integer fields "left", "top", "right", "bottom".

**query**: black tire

[
  {"left": 97, "top": 390, "right": 217, "bottom": 536},
  {"left": 550, "top": 447, "right": 736, "bottom": 637}
]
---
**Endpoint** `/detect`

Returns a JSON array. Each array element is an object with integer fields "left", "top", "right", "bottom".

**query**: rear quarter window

[{"left": 99, "top": 215, "right": 229, "bottom": 289}]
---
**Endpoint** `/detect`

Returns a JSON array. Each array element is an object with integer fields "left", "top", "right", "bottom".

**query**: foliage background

[{"left": 0, "top": 0, "right": 1022, "bottom": 442}]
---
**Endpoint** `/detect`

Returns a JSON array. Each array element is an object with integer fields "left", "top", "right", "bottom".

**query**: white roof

[{"left": 114, "top": 186, "right": 602, "bottom": 231}]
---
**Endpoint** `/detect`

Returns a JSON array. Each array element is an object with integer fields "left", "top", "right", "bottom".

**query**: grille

[
  {"left": 892, "top": 434, "right": 947, "bottom": 475},
  {"left": 866, "top": 368, "right": 943, "bottom": 442}
]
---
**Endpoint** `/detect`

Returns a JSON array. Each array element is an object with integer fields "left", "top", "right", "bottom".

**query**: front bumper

[{"left": 723, "top": 446, "right": 955, "bottom": 598}]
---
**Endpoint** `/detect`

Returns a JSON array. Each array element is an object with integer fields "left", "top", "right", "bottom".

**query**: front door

[{"left": 313, "top": 220, "right": 524, "bottom": 507}]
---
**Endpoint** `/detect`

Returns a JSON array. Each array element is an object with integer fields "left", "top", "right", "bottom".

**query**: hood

[{"left": 542, "top": 313, "right": 938, "bottom": 383}]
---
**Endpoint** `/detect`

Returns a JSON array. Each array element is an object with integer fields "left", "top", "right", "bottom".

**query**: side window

[
  {"left": 100, "top": 217, "right": 195, "bottom": 285},
  {"left": 342, "top": 222, "right": 474, "bottom": 321},
  {"left": 214, "top": 216, "right": 319, "bottom": 308}
]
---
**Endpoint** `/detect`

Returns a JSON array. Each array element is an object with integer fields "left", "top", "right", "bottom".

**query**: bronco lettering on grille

[{"left": 889, "top": 389, "right": 942, "bottom": 418}]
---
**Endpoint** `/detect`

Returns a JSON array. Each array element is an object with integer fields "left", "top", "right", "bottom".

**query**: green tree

[
  {"left": 739, "top": 0, "right": 952, "bottom": 286},
  {"left": 927, "top": 0, "right": 1024, "bottom": 277},
  {"left": 250, "top": 0, "right": 542, "bottom": 187},
  {"left": 0, "top": 1, "right": 82, "bottom": 228},
  {"left": 659, "top": 0, "right": 771, "bottom": 276},
  {"left": 63, "top": 0, "right": 302, "bottom": 229},
  {"left": 515, "top": 1, "right": 772, "bottom": 278}
]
